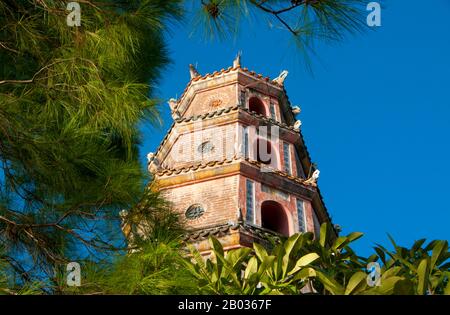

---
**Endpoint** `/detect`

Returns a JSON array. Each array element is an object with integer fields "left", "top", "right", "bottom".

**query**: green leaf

[
  {"left": 215, "top": 249, "right": 246, "bottom": 289},
  {"left": 381, "top": 266, "right": 402, "bottom": 280},
  {"left": 272, "top": 244, "right": 285, "bottom": 281},
  {"left": 366, "top": 254, "right": 379, "bottom": 263},
  {"left": 344, "top": 272, "right": 367, "bottom": 295},
  {"left": 244, "top": 256, "right": 258, "bottom": 280},
  {"left": 288, "top": 253, "right": 320, "bottom": 276},
  {"left": 387, "top": 234, "right": 400, "bottom": 252},
  {"left": 315, "top": 271, "right": 344, "bottom": 295},
  {"left": 346, "top": 232, "right": 364, "bottom": 243},
  {"left": 209, "top": 237, "right": 224, "bottom": 277},
  {"left": 430, "top": 240, "right": 448, "bottom": 270},
  {"left": 284, "top": 234, "right": 301, "bottom": 257},
  {"left": 374, "top": 246, "right": 386, "bottom": 265},
  {"left": 425, "top": 240, "right": 438, "bottom": 252},
  {"left": 383, "top": 247, "right": 416, "bottom": 271},
  {"left": 368, "top": 276, "right": 404, "bottom": 295},
  {"left": 253, "top": 242, "right": 268, "bottom": 262},
  {"left": 282, "top": 234, "right": 301, "bottom": 278},
  {"left": 187, "top": 244, "right": 211, "bottom": 281},
  {"left": 292, "top": 267, "right": 317, "bottom": 281},
  {"left": 332, "top": 236, "right": 349, "bottom": 251},
  {"left": 417, "top": 258, "right": 430, "bottom": 295},
  {"left": 444, "top": 276, "right": 450, "bottom": 295},
  {"left": 209, "top": 237, "right": 224, "bottom": 258},
  {"left": 225, "top": 248, "right": 252, "bottom": 272},
  {"left": 257, "top": 256, "right": 276, "bottom": 280},
  {"left": 393, "top": 278, "right": 415, "bottom": 295},
  {"left": 207, "top": 259, "right": 219, "bottom": 283},
  {"left": 410, "top": 238, "right": 427, "bottom": 256},
  {"left": 319, "top": 223, "right": 329, "bottom": 248}
]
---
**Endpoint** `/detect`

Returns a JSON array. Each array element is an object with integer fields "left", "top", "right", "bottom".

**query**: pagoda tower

[{"left": 146, "top": 55, "right": 335, "bottom": 253}]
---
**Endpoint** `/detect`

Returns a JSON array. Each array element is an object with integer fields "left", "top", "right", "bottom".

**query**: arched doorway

[
  {"left": 261, "top": 200, "right": 289, "bottom": 236},
  {"left": 248, "top": 97, "right": 266, "bottom": 116}
]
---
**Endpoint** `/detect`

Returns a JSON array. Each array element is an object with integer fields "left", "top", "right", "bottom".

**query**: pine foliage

[{"left": 0, "top": 0, "right": 183, "bottom": 287}]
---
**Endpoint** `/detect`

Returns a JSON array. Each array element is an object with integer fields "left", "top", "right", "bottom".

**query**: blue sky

[{"left": 140, "top": 0, "right": 450, "bottom": 256}]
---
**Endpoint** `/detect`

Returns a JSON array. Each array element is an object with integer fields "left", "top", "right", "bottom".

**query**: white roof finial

[
  {"left": 291, "top": 106, "right": 301, "bottom": 115},
  {"left": 304, "top": 169, "right": 320, "bottom": 186},
  {"left": 189, "top": 64, "right": 201, "bottom": 79},
  {"left": 233, "top": 51, "right": 242, "bottom": 68},
  {"left": 146, "top": 152, "right": 155, "bottom": 162},
  {"left": 273, "top": 70, "right": 288, "bottom": 85}
]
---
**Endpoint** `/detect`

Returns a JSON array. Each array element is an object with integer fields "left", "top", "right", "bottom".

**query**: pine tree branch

[
  {"left": 0, "top": 62, "right": 52, "bottom": 86},
  {"left": 0, "top": 42, "right": 19, "bottom": 54},
  {"left": 0, "top": 79, "right": 34, "bottom": 85},
  {"left": 252, "top": 0, "right": 306, "bottom": 15},
  {"left": 0, "top": 58, "right": 97, "bottom": 86},
  {"left": 249, "top": 0, "right": 308, "bottom": 36}
]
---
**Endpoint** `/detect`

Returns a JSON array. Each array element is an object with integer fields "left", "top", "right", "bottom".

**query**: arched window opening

[
  {"left": 248, "top": 97, "right": 266, "bottom": 116},
  {"left": 261, "top": 200, "right": 289, "bottom": 236}
]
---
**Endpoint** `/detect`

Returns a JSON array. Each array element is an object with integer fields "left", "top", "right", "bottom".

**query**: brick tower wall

[
  {"left": 162, "top": 122, "right": 238, "bottom": 170},
  {"left": 161, "top": 175, "right": 240, "bottom": 229}
]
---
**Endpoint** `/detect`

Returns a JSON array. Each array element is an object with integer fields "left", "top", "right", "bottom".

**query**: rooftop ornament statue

[
  {"left": 168, "top": 98, "right": 180, "bottom": 120},
  {"left": 147, "top": 152, "right": 160, "bottom": 174},
  {"left": 146, "top": 152, "right": 154, "bottom": 162},
  {"left": 304, "top": 169, "right": 320, "bottom": 186},
  {"left": 293, "top": 120, "right": 302, "bottom": 131},
  {"left": 233, "top": 51, "right": 242, "bottom": 68},
  {"left": 291, "top": 106, "right": 301, "bottom": 115},
  {"left": 273, "top": 70, "right": 288, "bottom": 85},
  {"left": 189, "top": 63, "right": 201, "bottom": 79}
]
